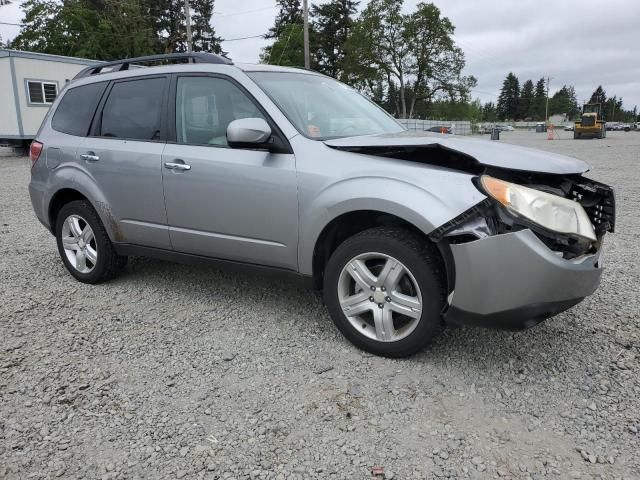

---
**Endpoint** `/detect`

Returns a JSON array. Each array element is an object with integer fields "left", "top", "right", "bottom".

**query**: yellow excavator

[{"left": 574, "top": 103, "right": 606, "bottom": 139}]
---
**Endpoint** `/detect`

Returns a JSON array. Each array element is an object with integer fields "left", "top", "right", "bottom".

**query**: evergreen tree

[
  {"left": 260, "top": 23, "right": 305, "bottom": 66},
  {"left": 10, "top": 0, "right": 222, "bottom": 59},
  {"left": 482, "top": 102, "right": 497, "bottom": 122},
  {"left": 549, "top": 85, "right": 579, "bottom": 119},
  {"left": 604, "top": 95, "right": 622, "bottom": 122},
  {"left": 312, "top": 0, "right": 359, "bottom": 79},
  {"left": 262, "top": 0, "right": 304, "bottom": 65},
  {"left": 589, "top": 85, "right": 607, "bottom": 106},
  {"left": 191, "top": 0, "right": 223, "bottom": 53},
  {"left": 496, "top": 72, "right": 520, "bottom": 120},
  {"left": 519, "top": 79, "right": 534, "bottom": 119},
  {"left": 266, "top": 0, "right": 302, "bottom": 39},
  {"left": 533, "top": 77, "right": 546, "bottom": 120},
  {"left": 12, "top": 0, "right": 156, "bottom": 59}
]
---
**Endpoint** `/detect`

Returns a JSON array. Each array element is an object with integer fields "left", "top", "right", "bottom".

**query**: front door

[
  {"left": 79, "top": 75, "right": 170, "bottom": 249},
  {"left": 161, "top": 75, "right": 298, "bottom": 270}
]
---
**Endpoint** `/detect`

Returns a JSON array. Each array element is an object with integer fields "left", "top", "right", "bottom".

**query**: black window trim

[
  {"left": 89, "top": 74, "right": 170, "bottom": 143},
  {"left": 51, "top": 81, "right": 109, "bottom": 137},
  {"left": 167, "top": 72, "right": 292, "bottom": 154}
]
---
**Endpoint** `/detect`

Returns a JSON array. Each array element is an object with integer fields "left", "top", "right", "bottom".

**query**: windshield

[{"left": 248, "top": 71, "right": 405, "bottom": 140}]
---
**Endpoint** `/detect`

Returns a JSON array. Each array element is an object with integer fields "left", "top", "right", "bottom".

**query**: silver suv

[{"left": 29, "top": 53, "right": 615, "bottom": 357}]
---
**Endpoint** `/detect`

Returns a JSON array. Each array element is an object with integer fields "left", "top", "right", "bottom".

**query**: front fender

[{"left": 298, "top": 174, "right": 485, "bottom": 275}]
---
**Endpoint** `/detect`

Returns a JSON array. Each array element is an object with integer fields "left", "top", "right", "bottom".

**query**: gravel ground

[{"left": 1, "top": 131, "right": 638, "bottom": 480}]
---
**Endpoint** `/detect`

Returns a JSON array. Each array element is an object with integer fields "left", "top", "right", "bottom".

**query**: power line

[{"left": 223, "top": 34, "right": 265, "bottom": 42}]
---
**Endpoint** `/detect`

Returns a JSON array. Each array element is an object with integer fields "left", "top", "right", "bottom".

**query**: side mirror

[{"left": 227, "top": 118, "right": 272, "bottom": 149}]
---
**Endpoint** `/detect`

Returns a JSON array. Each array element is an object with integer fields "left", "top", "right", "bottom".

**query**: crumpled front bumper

[{"left": 443, "top": 229, "right": 603, "bottom": 329}]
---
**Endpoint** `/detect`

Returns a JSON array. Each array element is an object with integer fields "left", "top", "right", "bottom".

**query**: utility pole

[
  {"left": 184, "top": 0, "right": 193, "bottom": 52},
  {"left": 303, "top": 0, "right": 310, "bottom": 69},
  {"left": 545, "top": 76, "right": 551, "bottom": 126}
]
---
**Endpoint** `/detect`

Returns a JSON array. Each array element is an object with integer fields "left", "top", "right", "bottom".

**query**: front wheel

[{"left": 323, "top": 227, "right": 446, "bottom": 357}]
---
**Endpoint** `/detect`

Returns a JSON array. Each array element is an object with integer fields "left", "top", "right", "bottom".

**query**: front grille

[
  {"left": 567, "top": 180, "right": 616, "bottom": 236},
  {"left": 581, "top": 116, "right": 596, "bottom": 127}
]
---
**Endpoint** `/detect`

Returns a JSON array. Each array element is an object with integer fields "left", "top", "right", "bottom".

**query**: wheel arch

[
  {"left": 310, "top": 209, "right": 455, "bottom": 294},
  {"left": 47, "top": 183, "right": 121, "bottom": 243}
]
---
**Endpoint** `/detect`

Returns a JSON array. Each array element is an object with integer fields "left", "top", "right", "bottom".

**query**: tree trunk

[
  {"left": 409, "top": 94, "right": 417, "bottom": 119},
  {"left": 399, "top": 78, "right": 407, "bottom": 119}
]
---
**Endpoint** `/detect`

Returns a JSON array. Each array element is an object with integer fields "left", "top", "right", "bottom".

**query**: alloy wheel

[
  {"left": 61, "top": 214, "right": 98, "bottom": 274},
  {"left": 337, "top": 252, "right": 423, "bottom": 342}
]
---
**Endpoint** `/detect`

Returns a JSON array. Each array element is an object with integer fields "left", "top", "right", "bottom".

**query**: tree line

[
  {"left": 7, "top": 0, "right": 475, "bottom": 120},
  {"left": 263, "top": 0, "right": 476, "bottom": 119},
  {"left": 494, "top": 72, "right": 638, "bottom": 123},
  {"left": 5, "top": 0, "right": 637, "bottom": 123},
  {"left": 9, "top": 0, "right": 222, "bottom": 60}
]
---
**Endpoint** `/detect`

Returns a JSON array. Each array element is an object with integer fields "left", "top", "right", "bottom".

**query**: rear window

[
  {"left": 51, "top": 82, "right": 107, "bottom": 136},
  {"left": 99, "top": 77, "right": 166, "bottom": 141}
]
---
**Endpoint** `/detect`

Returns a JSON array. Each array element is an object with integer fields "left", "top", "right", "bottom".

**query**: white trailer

[{"left": 0, "top": 49, "right": 98, "bottom": 143}]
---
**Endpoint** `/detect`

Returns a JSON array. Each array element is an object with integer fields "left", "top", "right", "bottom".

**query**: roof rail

[{"left": 73, "top": 52, "right": 233, "bottom": 79}]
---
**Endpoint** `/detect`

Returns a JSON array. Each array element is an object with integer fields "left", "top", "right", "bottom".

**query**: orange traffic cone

[{"left": 547, "top": 124, "right": 554, "bottom": 140}]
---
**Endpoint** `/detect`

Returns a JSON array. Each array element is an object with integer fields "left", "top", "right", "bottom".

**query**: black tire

[
  {"left": 55, "top": 200, "right": 127, "bottom": 284},
  {"left": 574, "top": 132, "right": 579, "bottom": 140},
  {"left": 323, "top": 227, "right": 446, "bottom": 357}
]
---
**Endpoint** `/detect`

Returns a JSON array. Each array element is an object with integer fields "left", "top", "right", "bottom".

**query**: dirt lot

[{"left": 1, "top": 131, "right": 638, "bottom": 480}]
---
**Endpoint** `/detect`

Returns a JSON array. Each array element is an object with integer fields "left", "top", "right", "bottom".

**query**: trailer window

[{"left": 27, "top": 81, "right": 58, "bottom": 105}]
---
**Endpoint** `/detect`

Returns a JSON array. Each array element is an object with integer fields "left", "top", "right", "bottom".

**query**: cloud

[{"left": 2, "top": 0, "right": 638, "bottom": 108}]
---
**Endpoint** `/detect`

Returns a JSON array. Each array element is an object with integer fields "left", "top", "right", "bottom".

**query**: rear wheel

[
  {"left": 55, "top": 200, "right": 127, "bottom": 284},
  {"left": 323, "top": 227, "right": 446, "bottom": 357}
]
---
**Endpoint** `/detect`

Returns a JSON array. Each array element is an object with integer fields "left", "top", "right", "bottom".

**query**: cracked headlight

[{"left": 479, "top": 175, "right": 597, "bottom": 241}]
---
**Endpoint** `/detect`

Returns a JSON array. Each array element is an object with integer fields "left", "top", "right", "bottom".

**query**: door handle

[
  {"left": 80, "top": 152, "right": 100, "bottom": 162},
  {"left": 164, "top": 161, "right": 191, "bottom": 171}
]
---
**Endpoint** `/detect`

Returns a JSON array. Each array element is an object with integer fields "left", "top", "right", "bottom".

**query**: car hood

[{"left": 324, "top": 131, "right": 590, "bottom": 174}]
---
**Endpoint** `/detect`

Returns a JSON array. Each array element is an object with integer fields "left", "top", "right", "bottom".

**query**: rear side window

[
  {"left": 51, "top": 82, "right": 107, "bottom": 136},
  {"left": 100, "top": 77, "right": 166, "bottom": 141}
]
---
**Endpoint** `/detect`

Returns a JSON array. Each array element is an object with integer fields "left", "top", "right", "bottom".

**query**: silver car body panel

[
  {"left": 28, "top": 61, "right": 611, "bottom": 328},
  {"left": 325, "top": 131, "right": 590, "bottom": 174},
  {"left": 292, "top": 135, "right": 487, "bottom": 275},
  {"left": 77, "top": 137, "right": 170, "bottom": 249},
  {"left": 161, "top": 144, "right": 298, "bottom": 270},
  {"left": 448, "top": 229, "right": 602, "bottom": 315}
]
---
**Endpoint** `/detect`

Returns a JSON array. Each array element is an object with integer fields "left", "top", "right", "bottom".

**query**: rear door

[
  {"left": 78, "top": 75, "right": 170, "bottom": 249},
  {"left": 44, "top": 81, "right": 108, "bottom": 170},
  {"left": 161, "top": 74, "right": 298, "bottom": 270}
]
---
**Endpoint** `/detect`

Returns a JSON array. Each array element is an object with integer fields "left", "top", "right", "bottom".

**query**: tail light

[{"left": 30, "top": 141, "right": 43, "bottom": 168}]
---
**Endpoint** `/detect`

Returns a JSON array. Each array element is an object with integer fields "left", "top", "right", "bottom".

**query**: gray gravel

[{"left": 1, "top": 130, "right": 639, "bottom": 480}]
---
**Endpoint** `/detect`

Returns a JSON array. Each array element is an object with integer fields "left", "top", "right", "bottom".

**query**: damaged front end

[
  {"left": 430, "top": 171, "right": 615, "bottom": 330},
  {"left": 431, "top": 171, "right": 615, "bottom": 260}
]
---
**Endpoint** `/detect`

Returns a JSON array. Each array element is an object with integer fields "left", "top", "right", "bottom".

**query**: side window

[
  {"left": 52, "top": 82, "right": 107, "bottom": 136},
  {"left": 27, "top": 80, "right": 58, "bottom": 104},
  {"left": 100, "top": 77, "right": 166, "bottom": 141},
  {"left": 176, "top": 76, "right": 265, "bottom": 147}
]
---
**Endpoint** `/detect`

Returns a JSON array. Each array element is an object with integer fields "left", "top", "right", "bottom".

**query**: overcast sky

[{"left": 2, "top": 0, "right": 639, "bottom": 109}]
